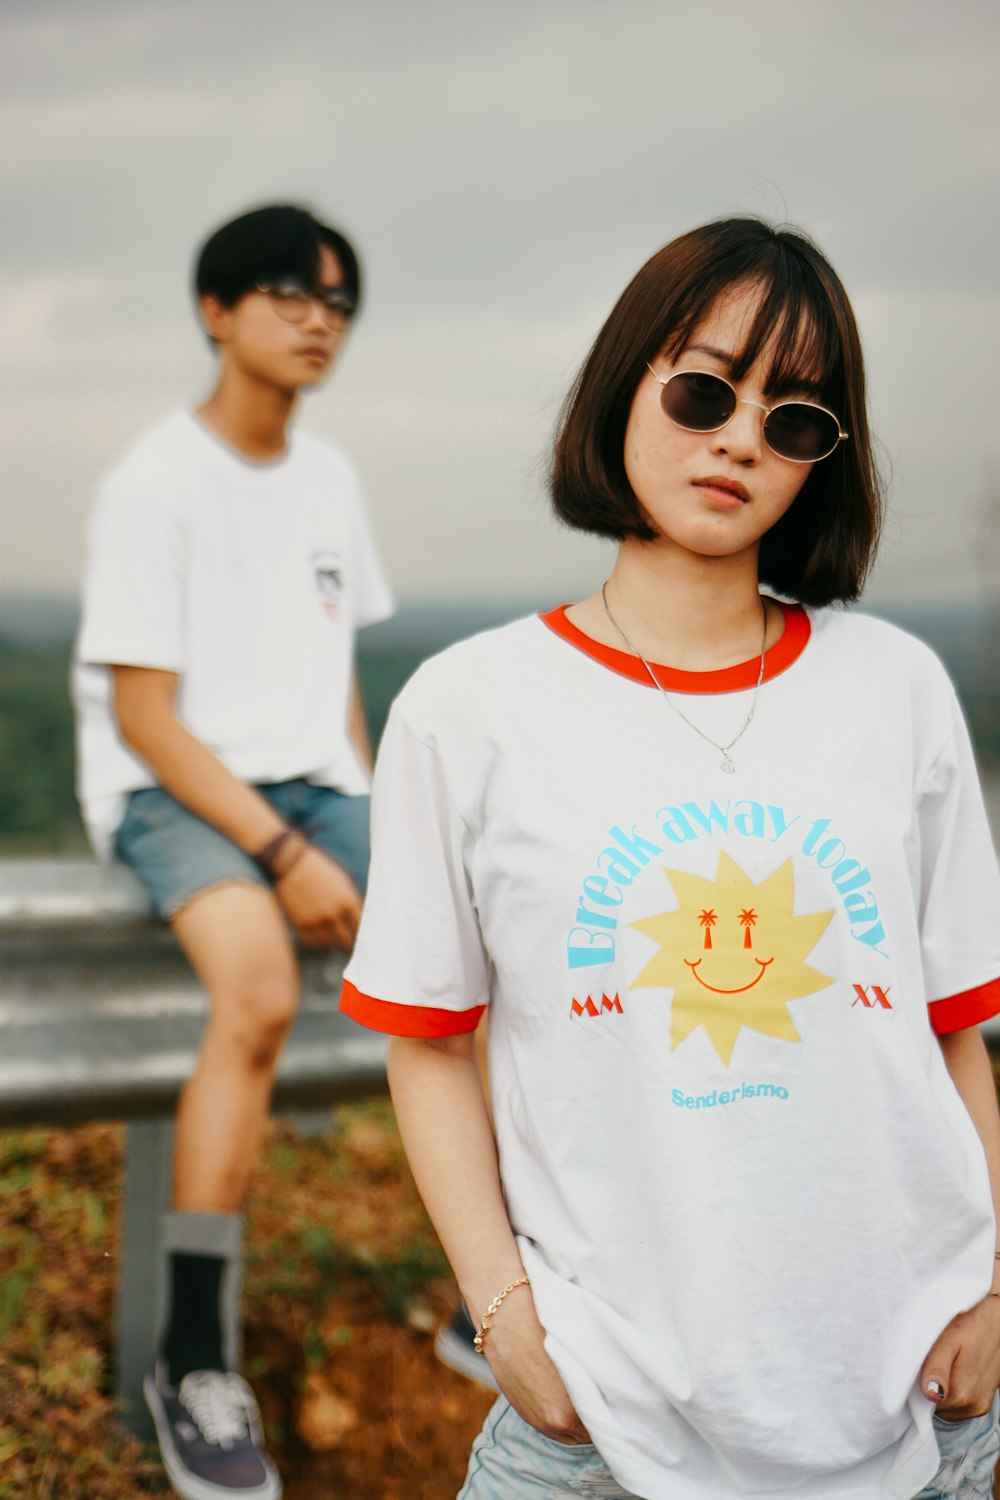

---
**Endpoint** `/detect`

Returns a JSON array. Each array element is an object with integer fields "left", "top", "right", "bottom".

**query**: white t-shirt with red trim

[
  {"left": 343, "top": 602, "right": 1000, "bottom": 1500},
  {"left": 74, "top": 411, "right": 394, "bottom": 858}
]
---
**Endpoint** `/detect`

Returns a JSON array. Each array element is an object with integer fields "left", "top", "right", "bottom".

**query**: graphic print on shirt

[
  {"left": 630, "top": 851, "right": 834, "bottom": 1065},
  {"left": 565, "top": 796, "right": 892, "bottom": 1070},
  {"left": 312, "top": 550, "right": 344, "bottom": 619}
]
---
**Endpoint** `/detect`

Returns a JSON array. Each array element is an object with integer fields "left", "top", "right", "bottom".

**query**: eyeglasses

[
  {"left": 646, "top": 365, "right": 848, "bottom": 463},
  {"left": 256, "top": 279, "right": 356, "bottom": 329}
]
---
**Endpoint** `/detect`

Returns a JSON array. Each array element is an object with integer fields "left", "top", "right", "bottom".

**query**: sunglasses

[
  {"left": 646, "top": 365, "right": 848, "bottom": 463},
  {"left": 256, "top": 279, "right": 356, "bottom": 329}
]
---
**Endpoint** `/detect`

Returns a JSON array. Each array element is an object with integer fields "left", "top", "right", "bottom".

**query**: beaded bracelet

[
  {"left": 473, "top": 1275, "right": 531, "bottom": 1356},
  {"left": 252, "top": 828, "right": 308, "bottom": 881}
]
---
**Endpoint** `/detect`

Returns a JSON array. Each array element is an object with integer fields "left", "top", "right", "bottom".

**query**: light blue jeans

[
  {"left": 916, "top": 1396, "right": 1000, "bottom": 1499},
  {"left": 457, "top": 1395, "right": 1000, "bottom": 1500}
]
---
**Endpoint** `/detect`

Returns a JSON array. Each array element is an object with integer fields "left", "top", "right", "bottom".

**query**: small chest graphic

[{"left": 312, "top": 550, "right": 344, "bottom": 620}]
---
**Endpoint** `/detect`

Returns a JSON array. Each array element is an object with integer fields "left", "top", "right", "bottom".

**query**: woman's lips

[{"left": 694, "top": 476, "right": 750, "bottom": 504}]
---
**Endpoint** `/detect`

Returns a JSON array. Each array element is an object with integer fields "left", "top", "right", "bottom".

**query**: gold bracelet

[
  {"left": 473, "top": 1275, "right": 531, "bottom": 1356},
  {"left": 990, "top": 1250, "right": 1000, "bottom": 1296}
]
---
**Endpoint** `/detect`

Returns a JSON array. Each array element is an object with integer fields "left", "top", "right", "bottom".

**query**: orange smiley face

[
  {"left": 683, "top": 905, "right": 774, "bottom": 993},
  {"left": 630, "top": 853, "right": 834, "bottom": 1064}
]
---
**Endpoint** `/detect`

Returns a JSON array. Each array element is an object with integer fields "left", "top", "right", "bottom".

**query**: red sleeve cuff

[
  {"left": 340, "top": 978, "right": 486, "bottom": 1038},
  {"left": 928, "top": 976, "right": 1000, "bottom": 1036}
]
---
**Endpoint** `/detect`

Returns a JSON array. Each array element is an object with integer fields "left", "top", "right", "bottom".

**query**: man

[{"left": 73, "top": 203, "right": 393, "bottom": 1500}]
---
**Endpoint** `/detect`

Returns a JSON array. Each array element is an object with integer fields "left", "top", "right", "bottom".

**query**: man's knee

[{"left": 209, "top": 968, "right": 300, "bottom": 1069}]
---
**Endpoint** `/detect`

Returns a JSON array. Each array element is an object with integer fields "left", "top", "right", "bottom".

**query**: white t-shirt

[
  {"left": 343, "top": 603, "right": 1000, "bottom": 1500},
  {"left": 74, "top": 411, "right": 394, "bottom": 858}
]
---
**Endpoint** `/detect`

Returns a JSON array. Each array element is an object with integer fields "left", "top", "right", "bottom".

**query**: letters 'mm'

[
  {"left": 852, "top": 984, "right": 892, "bottom": 1009},
  {"left": 570, "top": 993, "right": 624, "bottom": 1018}
]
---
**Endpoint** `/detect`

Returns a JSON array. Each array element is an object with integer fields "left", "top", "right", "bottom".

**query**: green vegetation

[
  {"left": 0, "top": 643, "right": 86, "bottom": 851},
  {"left": 0, "top": 640, "right": 416, "bottom": 854},
  {"left": 970, "top": 694, "right": 1000, "bottom": 769},
  {"left": 1, "top": 607, "right": 997, "bottom": 854}
]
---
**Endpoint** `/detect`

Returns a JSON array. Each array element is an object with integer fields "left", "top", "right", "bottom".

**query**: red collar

[{"left": 539, "top": 600, "right": 810, "bottom": 695}]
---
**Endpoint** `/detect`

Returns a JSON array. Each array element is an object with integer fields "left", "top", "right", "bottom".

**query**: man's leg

[
  {"left": 145, "top": 884, "right": 293, "bottom": 1500},
  {"left": 116, "top": 791, "right": 290, "bottom": 1497},
  {"left": 150, "top": 883, "right": 294, "bottom": 1382},
  {"left": 170, "top": 882, "right": 298, "bottom": 1216},
  {"left": 156, "top": 882, "right": 296, "bottom": 1388}
]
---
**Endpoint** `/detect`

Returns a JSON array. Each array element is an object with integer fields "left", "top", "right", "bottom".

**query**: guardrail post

[
  {"left": 117, "top": 1119, "right": 244, "bottom": 1437},
  {"left": 0, "top": 858, "right": 387, "bottom": 1444},
  {"left": 117, "top": 1119, "right": 173, "bottom": 1437}
]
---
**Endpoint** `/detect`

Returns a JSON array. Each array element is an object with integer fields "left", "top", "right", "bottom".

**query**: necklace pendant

[{"left": 720, "top": 754, "right": 736, "bottom": 774}]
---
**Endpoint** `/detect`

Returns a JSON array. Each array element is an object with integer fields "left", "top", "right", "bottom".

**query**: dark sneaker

[
  {"left": 433, "top": 1303, "right": 499, "bottom": 1390},
  {"left": 143, "top": 1359, "right": 282, "bottom": 1500}
]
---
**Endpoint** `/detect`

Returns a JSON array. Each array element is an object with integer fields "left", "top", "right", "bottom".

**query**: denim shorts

[
  {"left": 457, "top": 1395, "right": 1000, "bottom": 1500},
  {"left": 457, "top": 1400, "right": 635, "bottom": 1499},
  {"left": 916, "top": 1394, "right": 1000, "bottom": 1500},
  {"left": 115, "top": 780, "right": 370, "bottom": 920}
]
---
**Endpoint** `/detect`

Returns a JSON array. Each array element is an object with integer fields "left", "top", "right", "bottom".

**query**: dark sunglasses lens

[
  {"left": 764, "top": 404, "right": 839, "bottom": 461},
  {"left": 660, "top": 372, "right": 736, "bottom": 432}
]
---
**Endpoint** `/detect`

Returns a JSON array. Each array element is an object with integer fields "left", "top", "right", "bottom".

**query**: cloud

[{"left": 1, "top": 0, "right": 998, "bottom": 601}]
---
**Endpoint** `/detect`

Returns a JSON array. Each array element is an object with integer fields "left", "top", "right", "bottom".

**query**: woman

[{"left": 341, "top": 218, "right": 1000, "bottom": 1498}]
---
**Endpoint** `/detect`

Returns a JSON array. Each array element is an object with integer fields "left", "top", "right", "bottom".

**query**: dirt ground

[
  {"left": 251, "top": 1312, "right": 494, "bottom": 1498},
  {"left": 0, "top": 1107, "right": 494, "bottom": 1498},
  {"left": 242, "top": 1106, "right": 496, "bottom": 1497},
  {"left": 4, "top": 1104, "right": 1000, "bottom": 1498}
]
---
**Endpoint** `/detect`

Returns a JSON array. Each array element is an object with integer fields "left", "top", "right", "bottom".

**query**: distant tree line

[
  {"left": 0, "top": 640, "right": 419, "bottom": 853},
  {"left": 1, "top": 623, "right": 997, "bottom": 855}
]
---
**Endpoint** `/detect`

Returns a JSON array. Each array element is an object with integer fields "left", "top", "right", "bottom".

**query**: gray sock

[{"left": 163, "top": 1209, "right": 243, "bottom": 1259}]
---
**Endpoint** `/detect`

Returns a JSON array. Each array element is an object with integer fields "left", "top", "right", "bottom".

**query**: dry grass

[{"left": 0, "top": 1106, "right": 493, "bottom": 1499}]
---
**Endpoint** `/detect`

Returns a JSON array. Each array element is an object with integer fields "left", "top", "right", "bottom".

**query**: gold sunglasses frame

[{"left": 646, "top": 364, "right": 848, "bottom": 463}]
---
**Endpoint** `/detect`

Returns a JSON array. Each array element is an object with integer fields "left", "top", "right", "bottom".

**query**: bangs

[
  {"left": 230, "top": 216, "right": 322, "bottom": 297},
  {"left": 659, "top": 246, "right": 844, "bottom": 409},
  {"left": 194, "top": 204, "right": 360, "bottom": 309},
  {"left": 258, "top": 246, "right": 321, "bottom": 289}
]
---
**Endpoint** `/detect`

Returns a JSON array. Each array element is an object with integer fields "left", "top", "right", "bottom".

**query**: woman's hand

[
  {"left": 482, "top": 1289, "right": 591, "bottom": 1446},
  {"left": 920, "top": 1295, "right": 1000, "bottom": 1419},
  {"left": 275, "top": 846, "right": 362, "bottom": 950},
  {"left": 386, "top": 1036, "right": 588, "bottom": 1442}
]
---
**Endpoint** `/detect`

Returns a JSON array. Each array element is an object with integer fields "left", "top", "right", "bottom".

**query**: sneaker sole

[
  {"left": 433, "top": 1325, "right": 499, "bottom": 1390},
  {"left": 143, "top": 1373, "right": 283, "bottom": 1500}
]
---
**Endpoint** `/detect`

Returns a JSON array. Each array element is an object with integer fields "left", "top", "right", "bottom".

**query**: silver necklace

[{"left": 601, "top": 583, "right": 767, "bottom": 774}]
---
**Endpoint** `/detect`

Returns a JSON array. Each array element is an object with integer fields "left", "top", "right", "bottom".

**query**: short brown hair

[{"left": 550, "top": 218, "right": 883, "bottom": 605}]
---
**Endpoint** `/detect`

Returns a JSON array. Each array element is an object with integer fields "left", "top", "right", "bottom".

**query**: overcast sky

[{"left": 3, "top": 0, "right": 999, "bottom": 609}]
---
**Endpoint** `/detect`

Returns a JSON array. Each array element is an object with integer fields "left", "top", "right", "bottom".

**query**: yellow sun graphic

[{"left": 630, "top": 851, "right": 834, "bottom": 1065}]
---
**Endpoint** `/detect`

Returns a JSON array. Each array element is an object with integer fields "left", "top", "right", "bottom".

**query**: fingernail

[{"left": 927, "top": 1380, "right": 945, "bottom": 1400}]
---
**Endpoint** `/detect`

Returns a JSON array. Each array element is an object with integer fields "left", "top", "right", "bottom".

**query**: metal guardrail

[
  {"left": 2, "top": 786, "right": 998, "bottom": 1431},
  {"left": 0, "top": 857, "right": 387, "bottom": 1435},
  {"left": 0, "top": 858, "right": 386, "bottom": 1125}
]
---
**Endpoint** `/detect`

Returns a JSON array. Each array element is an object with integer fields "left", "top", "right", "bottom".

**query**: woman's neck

[{"left": 567, "top": 541, "right": 782, "bottom": 673}]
